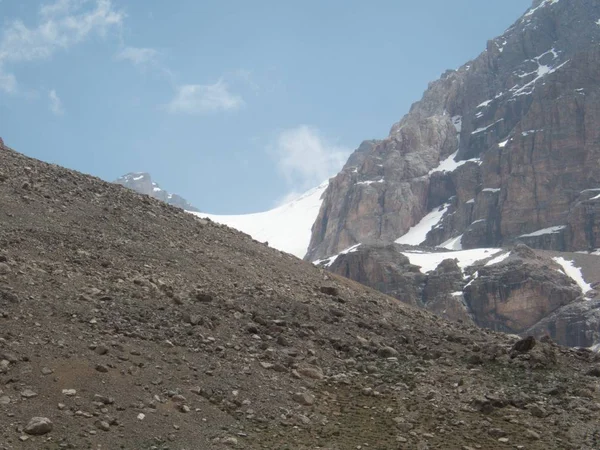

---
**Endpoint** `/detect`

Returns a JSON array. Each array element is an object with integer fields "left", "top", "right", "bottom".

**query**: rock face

[
  {"left": 307, "top": 0, "right": 600, "bottom": 261},
  {"left": 115, "top": 172, "right": 199, "bottom": 212},
  {"left": 326, "top": 243, "right": 599, "bottom": 346}
]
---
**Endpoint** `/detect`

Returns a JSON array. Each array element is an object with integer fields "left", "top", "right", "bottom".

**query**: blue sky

[{"left": 0, "top": 0, "right": 530, "bottom": 213}]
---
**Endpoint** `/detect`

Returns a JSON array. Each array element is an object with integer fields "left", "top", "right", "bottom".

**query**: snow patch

[
  {"left": 486, "top": 252, "right": 511, "bottom": 266},
  {"left": 314, "top": 244, "right": 362, "bottom": 267},
  {"left": 429, "top": 151, "right": 481, "bottom": 175},
  {"left": 471, "top": 119, "right": 504, "bottom": 135},
  {"left": 519, "top": 225, "right": 565, "bottom": 238},
  {"left": 192, "top": 181, "right": 328, "bottom": 259},
  {"left": 524, "top": 0, "right": 560, "bottom": 17},
  {"left": 482, "top": 188, "right": 501, "bottom": 193},
  {"left": 401, "top": 248, "right": 503, "bottom": 274},
  {"left": 396, "top": 204, "right": 450, "bottom": 246},
  {"left": 451, "top": 291, "right": 463, "bottom": 297},
  {"left": 553, "top": 257, "right": 592, "bottom": 294},
  {"left": 498, "top": 139, "right": 510, "bottom": 148},
  {"left": 440, "top": 235, "right": 463, "bottom": 251},
  {"left": 356, "top": 179, "right": 384, "bottom": 186}
]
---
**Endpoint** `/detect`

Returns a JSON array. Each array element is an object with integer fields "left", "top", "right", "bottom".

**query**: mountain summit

[
  {"left": 307, "top": 0, "right": 600, "bottom": 261},
  {"left": 115, "top": 172, "right": 200, "bottom": 212},
  {"left": 305, "top": 0, "right": 600, "bottom": 348}
]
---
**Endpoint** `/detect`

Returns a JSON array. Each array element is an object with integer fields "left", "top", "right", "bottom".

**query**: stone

[
  {"left": 95, "top": 364, "right": 109, "bottom": 373},
  {"left": 24, "top": 417, "right": 53, "bottom": 436},
  {"left": 96, "top": 420, "right": 110, "bottom": 431},
  {"left": 319, "top": 286, "right": 339, "bottom": 296},
  {"left": 296, "top": 366, "right": 324, "bottom": 380},
  {"left": 222, "top": 436, "right": 238, "bottom": 446},
  {"left": 21, "top": 389, "right": 38, "bottom": 399},
  {"left": 378, "top": 346, "right": 399, "bottom": 358},
  {"left": 292, "top": 392, "right": 315, "bottom": 406},
  {"left": 512, "top": 336, "right": 536, "bottom": 353},
  {"left": 586, "top": 366, "right": 600, "bottom": 377},
  {"left": 526, "top": 429, "right": 541, "bottom": 440}
]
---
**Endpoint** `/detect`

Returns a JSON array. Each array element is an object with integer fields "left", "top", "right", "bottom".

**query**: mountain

[
  {"left": 7, "top": 145, "right": 600, "bottom": 448},
  {"left": 115, "top": 172, "right": 200, "bottom": 212},
  {"left": 305, "top": 0, "right": 600, "bottom": 347},
  {"left": 192, "top": 182, "right": 328, "bottom": 258},
  {"left": 307, "top": 0, "right": 600, "bottom": 261}
]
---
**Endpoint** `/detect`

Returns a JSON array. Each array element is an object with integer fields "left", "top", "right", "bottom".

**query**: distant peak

[{"left": 114, "top": 172, "right": 199, "bottom": 212}]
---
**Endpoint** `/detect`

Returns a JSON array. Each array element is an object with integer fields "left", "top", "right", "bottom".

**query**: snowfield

[
  {"left": 401, "top": 248, "right": 503, "bottom": 274},
  {"left": 190, "top": 182, "right": 328, "bottom": 259}
]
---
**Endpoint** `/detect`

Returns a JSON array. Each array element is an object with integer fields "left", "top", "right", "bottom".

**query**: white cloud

[
  {"left": 115, "top": 46, "right": 158, "bottom": 67},
  {"left": 0, "top": 68, "right": 16, "bottom": 93},
  {"left": 0, "top": 0, "right": 123, "bottom": 92},
  {"left": 271, "top": 125, "right": 350, "bottom": 192},
  {"left": 166, "top": 80, "right": 244, "bottom": 114},
  {"left": 48, "top": 89, "right": 64, "bottom": 115}
]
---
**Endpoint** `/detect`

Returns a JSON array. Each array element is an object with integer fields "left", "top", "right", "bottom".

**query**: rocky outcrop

[
  {"left": 115, "top": 172, "right": 199, "bottom": 212},
  {"left": 307, "top": 0, "right": 600, "bottom": 261},
  {"left": 327, "top": 244, "right": 426, "bottom": 307},
  {"left": 463, "top": 250, "right": 582, "bottom": 334},
  {"left": 326, "top": 243, "right": 597, "bottom": 346}
]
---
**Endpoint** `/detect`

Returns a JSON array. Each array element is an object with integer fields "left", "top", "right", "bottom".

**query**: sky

[{"left": 0, "top": 0, "right": 532, "bottom": 214}]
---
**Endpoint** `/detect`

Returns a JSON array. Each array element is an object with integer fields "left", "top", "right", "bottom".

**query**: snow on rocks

[
  {"left": 440, "top": 235, "right": 463, "bottom": 251},
  {"left": 428, "top": 152, "right": 481, "bottom": 175},
  {"left": 396, "top": 204, "right": 450, "bottom": 246},
  {"left": 314, "top": 244, "right": 361, "bottom": 267},
  {"left": 552, "top": 257, "right": 592, "bottom": 294},
  {"left": 485, "top": 252, "right": 511, "bottom": 266},
  {"left": 519, "top": 226, "right": 566, "bottom": 238},
  {"left": 401, "top": 248, "right": 503, "bottom": 274}
]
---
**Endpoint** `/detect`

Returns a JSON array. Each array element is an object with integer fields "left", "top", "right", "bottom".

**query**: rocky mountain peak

[
  {"left": 307, "top": 0, "right": 600, "bottom": 262},
  {"left": 115, "top": 172, "right": 199, "bottom": 212}
]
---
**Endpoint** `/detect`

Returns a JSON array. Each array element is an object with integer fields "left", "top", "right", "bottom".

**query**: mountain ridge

[{"left": 115, "top": 172, "right": 200, "bottom": 212}]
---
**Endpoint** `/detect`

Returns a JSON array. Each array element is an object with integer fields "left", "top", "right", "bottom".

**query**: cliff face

[{"left": 307, "top": 0, "right": 600, "bottom": 262}]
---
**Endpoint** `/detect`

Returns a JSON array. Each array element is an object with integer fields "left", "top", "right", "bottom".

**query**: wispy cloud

[
  {"left": 115, "top": 46, "right": 158, "bottom": 67},
  {"left": 166, "top": 79, "right": 244, "bottom": 114},
  {"left": 0, "top": 0, "right": 124, "bottom": 93},
  {"left": 48, "top": 89, "right": 64, "bottom": 115},
  {"left": 271, "top": 125, "right": 350, "bottom": 197}
]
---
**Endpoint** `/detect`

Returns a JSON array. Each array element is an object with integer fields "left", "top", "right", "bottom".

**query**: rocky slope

[
  {"left": 307, "top": 0, "right": 600, "bottom": 262},
  {"left": 3, "top": 142, "right": 600, "bottom": 448},
  {"left": 115, "top": 172, "right": 199, "bottom": 212}
]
